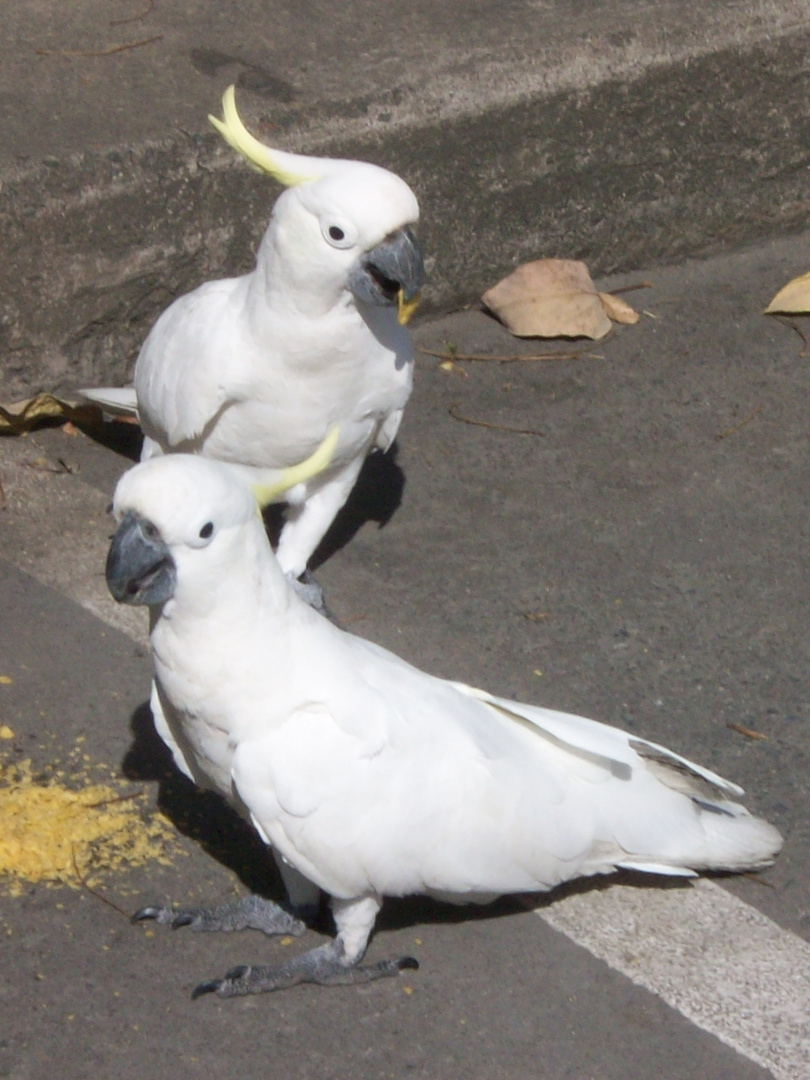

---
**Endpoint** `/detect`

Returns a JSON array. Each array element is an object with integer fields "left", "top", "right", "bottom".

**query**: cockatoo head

[
  {"left": 106, "top": 428, "right": 338, "bottom": 606},
  {"left": 210, "top": 86, "right": 425, "bottom": 323},
  {"left": 106, "top": 456, "right": 257, "bottom": 607}
]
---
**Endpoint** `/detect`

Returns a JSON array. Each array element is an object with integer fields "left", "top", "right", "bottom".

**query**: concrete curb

[{"left": 2, "top": 12, "right": 809, "bottom": 397}]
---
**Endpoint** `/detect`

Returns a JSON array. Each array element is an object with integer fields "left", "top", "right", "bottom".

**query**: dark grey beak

[
  {"left": 348, "top": 225, "right": 425, "bottom": 308},
  {"left": 106, "top": 510, "right": 177, "bottom": 606}
]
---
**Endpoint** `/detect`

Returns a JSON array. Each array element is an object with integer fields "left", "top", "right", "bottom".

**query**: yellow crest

[{"left": 209, "top": 86, "right": 320, "bottom": 186}]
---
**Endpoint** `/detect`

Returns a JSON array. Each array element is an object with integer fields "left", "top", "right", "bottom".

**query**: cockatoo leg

[
  {"left": 191, "top": 894, "right": 418, "bottom": 999},
  {"left": 275, "top": 459, "right": 367, "bottom": 580},
  {"left": 286, "top": 569, "right": 338, "bottom": 623},
  {"left": 132, "top": 893, "right": 305, "bottom": 937}
]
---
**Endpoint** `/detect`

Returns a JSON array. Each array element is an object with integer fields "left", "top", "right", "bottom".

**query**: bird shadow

[
  {"left": 78, "top": 418, "right": 144, "bottom": 463},
  {"left": 263, "top": 444, "right": 405, "bottom": 569},
  {"left": 121, "top": 701, "right": 288, "bottom": 901},
  {"left": 310, "top": 443, "right": 405, "bottom": 570}
]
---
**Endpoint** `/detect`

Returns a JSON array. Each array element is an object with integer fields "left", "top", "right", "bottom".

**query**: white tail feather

[{"left": 78, "top": 386, "right": 139, "bottom": 419}]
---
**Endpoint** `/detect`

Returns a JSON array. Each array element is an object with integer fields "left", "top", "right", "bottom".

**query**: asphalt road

[{"left": 1, "top": 230, "right": 809, "bottom": 1079}]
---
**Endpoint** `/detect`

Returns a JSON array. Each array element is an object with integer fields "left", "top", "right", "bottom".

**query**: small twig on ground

[
  {"left": 85, "top": 789, "right": 145, "bottom": 810},
  {"left": 521, "top": 611, "right": 549, "bottom": 623},
  {"left": 726, "top": 721, "right": 768, "bottom": 741},
  {"left": 714, "top": 405, "right": 763, "bottom": 442},
  {"left": 22, "top": 458, "right": 73, "bottom": 475},
  {"left": 110, "top": 0, "right": 155, "bottom": 27},
  {"left": 421, "top": 347, "right": 596, "bottom": 364},
  {"left": 606, "top": 281, "right": 653, "bottom": 296},
  {"left": 742, "top": 872, "right": 777, "bottom": 889},
  {"left": 37, "top": 34, "right": 163, "bottom": 58},
  {"left": 448, "top": 403, "right": 544, "bottom": 437},
  {"left": 71, "top": 844, "right": 133, "bottom": 921}
]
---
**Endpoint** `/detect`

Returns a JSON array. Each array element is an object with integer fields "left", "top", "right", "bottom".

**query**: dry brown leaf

[
  {"left": 482, "top": 259, "right": 612, "bottom": 340},
  {"left": 598, "top": 291, "right": 640, "bottom": 325},
  {"left": 0, "top": 393, "right": 102, "bottom": 435},
  {"left": 764, "top": 270, "right": 810, "bottom": 314}
]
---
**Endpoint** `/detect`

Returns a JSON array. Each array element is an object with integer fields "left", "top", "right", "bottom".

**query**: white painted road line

[
  {"left": 537, "top": 878, "right": 810, "bottom": 1080},
  {"left": 3, "top": 437, "right": 808, "bottom": 1079}
]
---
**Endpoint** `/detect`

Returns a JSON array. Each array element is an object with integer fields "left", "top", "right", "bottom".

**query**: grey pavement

[
  {"left": 2, "top": 229, "right": 810, "bottom": 1079},
  {"left": 3, "top": 3, "right": 810, "bottom": 1075}
]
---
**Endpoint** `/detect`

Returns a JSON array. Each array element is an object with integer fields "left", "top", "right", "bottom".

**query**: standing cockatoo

[
  {"left": 85, "top": 86, "right": 424, "bottom": 580},
  {"left": 106, "top": 455, "right": 783, "bottom": 1000}
]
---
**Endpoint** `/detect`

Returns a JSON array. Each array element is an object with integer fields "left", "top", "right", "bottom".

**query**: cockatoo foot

[
  {"left": 132, "top": 893, "right": 306, "bottom": 937},
  {"left": 191, "top": 938, "right": 418, "bottom": 999},
  {"left": 287, "top": 569, "right": 341, "bottom": 625}
]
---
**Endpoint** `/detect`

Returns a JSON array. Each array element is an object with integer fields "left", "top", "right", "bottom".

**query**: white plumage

[
  {"left": 87, "top": 86, "right": 424, "bottom": 579},
  {"left": 106, "top": 455, "right": 782, "bottom": 996}
]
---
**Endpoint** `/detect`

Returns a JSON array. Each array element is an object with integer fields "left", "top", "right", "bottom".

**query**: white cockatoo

[
  {"left": 84, "top": 85, "right": 424, "bottom": 581},
  {"left": 105, "top": 455, "right": 783, "bottom": 999}
]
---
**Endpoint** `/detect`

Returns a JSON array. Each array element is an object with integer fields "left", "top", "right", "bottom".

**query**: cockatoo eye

[
  {"left": 198, "top": 522, "right": 215, "bottom": 540},
  {"left": 321, "top": 219, "right": 357, "bottom": 249}
]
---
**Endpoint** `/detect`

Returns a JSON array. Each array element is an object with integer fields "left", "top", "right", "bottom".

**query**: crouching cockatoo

[
  {"left": 84, "top": 85, "right": 424, "bottom": 582},
  {"left": 106, "top": 455, "right": 782, "bottom": 999}
]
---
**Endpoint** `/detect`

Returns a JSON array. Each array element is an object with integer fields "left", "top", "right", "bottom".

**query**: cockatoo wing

[
  {"left": 229, "top": 640, "right": 612, "bottom": 902},
  {"left": 375, "top": 406, "right": 404, "bottom": 453},
  {"left": 135, "top": 279, "right": 253, "bottom": 449},
  {"left": 149, "top": 680, "right": 195, "bottom": 784},
  {"left": 231, "top": 628, "right": 780, "bottom": 904},
  {"left": 452, "top": 683, "right": 744, "bottom": 797}
]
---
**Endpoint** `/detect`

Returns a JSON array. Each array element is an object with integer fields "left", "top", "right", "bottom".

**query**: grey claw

[
  {"left": 191, "top": 979, "right": 222, "bottom": 1000},
  {"left": 398, "top": 956, "right": 419, "bottom": 971},
  {"left": 192, "top": 965, "right": 252, "bottom": 1000},
  {"left": 132, "top": 905, "right": 168, "bottom": 924},
  {"left": 172, "top": 913, "right": 195, "bottom": 929}
]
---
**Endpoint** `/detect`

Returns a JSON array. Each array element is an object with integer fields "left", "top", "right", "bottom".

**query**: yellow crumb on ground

[
  {"left": 0, "top": 753, "right": 178, "bottom": 897},
  {"left": 0, "top": 726, "right": 14, "bottom": 740}
]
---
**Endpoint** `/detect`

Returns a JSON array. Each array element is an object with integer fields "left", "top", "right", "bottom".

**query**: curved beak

[
  {"left": 106, "top": 511, "right": 177, "bottom": 607},
  {"left": 348, "top": 225, "right": 425, "bottom": 323}
]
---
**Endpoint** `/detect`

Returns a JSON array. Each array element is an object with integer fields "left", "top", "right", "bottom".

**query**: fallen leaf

[
  {"left": 598, "top": 291, "right": 640, "bottom": 325},
  {"left": 764, "top": 270, "right": 810, "bottom": 314},
  {"left": 0, "top": 394, "right": 102, "bottom": 436},
  {"left": 482, "top": 259, "right": 612, "bottom": 340},
  {"left": 448, "top": 403, "right": 544, "bottom": 437}
]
